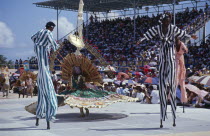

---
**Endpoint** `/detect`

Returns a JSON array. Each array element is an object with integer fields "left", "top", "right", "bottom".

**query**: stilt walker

[
  {"left": 137, "top": 13, "right": 197, "bottom": 128},
  {"left": 31, "top": 21, "right": 60, "bottom": 129}
]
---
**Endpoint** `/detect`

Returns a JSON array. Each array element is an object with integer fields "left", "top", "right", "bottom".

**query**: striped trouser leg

[
  {"left": 45, "top": 88, "right": 57, "bottom": 121},
  {"left": 36, "top": 84, "right": 46, "bottom": 119},
  {"left": 168, "top": 60, "right": 177, "bottom": 120},
  {"left": 36, "top": 76, "right": 57, "bottom": 121},
  {"left": 159, "top": 61, "right": 168, "bottom": 121}
]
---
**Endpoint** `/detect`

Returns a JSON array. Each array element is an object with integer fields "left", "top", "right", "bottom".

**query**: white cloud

[
  {"left": 52, "top": 16, "right": 75, "bottom": 40},
  {"left": 0, "top": 21, "right": 15, "bottom": 48}
]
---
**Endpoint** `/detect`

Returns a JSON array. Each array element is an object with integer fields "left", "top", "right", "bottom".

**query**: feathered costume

[
  {"left": 25, "top": 54, "right": 137, "bottom": 116},
  {"left": 57, "top": 54, "right": 137, "bottom": 109}
]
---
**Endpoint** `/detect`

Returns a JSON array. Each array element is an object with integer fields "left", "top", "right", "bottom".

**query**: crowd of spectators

[
  {"left": 15, "top": 57, "right": 38, "bottom": 70},
  {"left": 48, "top": 69, "right": 210, "bottom": 109},
  {"left": 185, "top": 35, "right": 210, "bottom": 72},
  {"left": 13, "top": 7, "right": 209, "bottom": 74},
  {"left": 54, "top": 39, "right": 77, "bottom": 70},
  {"left": 82, "top": 8, "right": 204, "bottom": 64}
]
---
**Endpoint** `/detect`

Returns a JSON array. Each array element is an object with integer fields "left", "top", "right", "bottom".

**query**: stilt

[
  {"left": 173, "top": 118, "right": 176, "bottom": 127},
  {"left": 160, "top": 119, "right": 163, "bottom": 128},
  {"left": 47, "top": 121, "right": 50, "bottom": 129},
  {"left": 79, "top": 108, "right": 85, "bottom": 117},
  {"left": 35, "top": 118, "right": 39, "bottom": 126},
  {"left": 183, "top": 102, "right": 185, "bottom": 113},
  {"left": 85, "top": 108, "right": 89, "bottom": 116},
  {"left": 6, "top": 91, "right": 8, "bottom": 98}
]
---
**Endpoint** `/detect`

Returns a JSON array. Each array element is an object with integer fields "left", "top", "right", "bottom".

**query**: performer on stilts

[
  {"left": 137, "top": 13, "right": 197, "bottom": 128},
  {"left": 31, "top": 21, "right": 60, "bottom": 129}
]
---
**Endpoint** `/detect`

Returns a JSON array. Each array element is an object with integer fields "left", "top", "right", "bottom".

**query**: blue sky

[
  {"left": 0, "top": 0, "right": 210, "bottom": 62},
  {"left": 0, "top": 0, "right": 77, "bottom": 61}
]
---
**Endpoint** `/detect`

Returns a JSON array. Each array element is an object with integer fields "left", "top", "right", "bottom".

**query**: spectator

[
  {"left": 51, "top": 71, "right": 58, "bottom": 93},
  {"left": 136, "top": 84, "right": 145, "bottom": 102},
  {"left": 150, "top": 85, "right": 160, "bottom": 104}
]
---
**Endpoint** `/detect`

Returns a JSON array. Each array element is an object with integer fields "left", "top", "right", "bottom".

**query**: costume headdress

[{"left": 159, "top": 13, "right": 172, "bottom": 23}]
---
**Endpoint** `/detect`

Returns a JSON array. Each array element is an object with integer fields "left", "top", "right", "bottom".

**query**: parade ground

[
  {"left": 0, "top": 93, "right": 210, "bottom": 136},
  {"left": 1, "top": 0, "right": 210, "bottom": 136}
]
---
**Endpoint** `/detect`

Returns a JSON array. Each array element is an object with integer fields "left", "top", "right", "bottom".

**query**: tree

[
  {"left": 0, "top": 55, "right": 14, "bottom": 69},
  {"left": 0, "top": 55, "right": 7, "bottom": 64}
]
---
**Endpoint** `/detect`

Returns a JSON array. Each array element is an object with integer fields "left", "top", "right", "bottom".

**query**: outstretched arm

[
  {"left": 174, "top": 26, "right": 197, "bottom": 40},
  {"left": 137, "top": 26, "right": 158, "bottom": 45},
  {"left": 137, "top": 37, "right": 146, "bottom": 45},
  {"left": 191, "top": 35, "right": 197, "bottom": 40}
]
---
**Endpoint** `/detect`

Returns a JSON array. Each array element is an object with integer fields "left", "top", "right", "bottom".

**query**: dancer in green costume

[
  {"left": 58, "top": 54, "right": 137, "bottom": 117},
  {"left": 25, "top": 54, "right": 137, "bottom": 118}
]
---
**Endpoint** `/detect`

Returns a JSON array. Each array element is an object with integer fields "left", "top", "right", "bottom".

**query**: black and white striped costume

[{"left": 140, "top": 24, "right": 190, "bottom": 121}]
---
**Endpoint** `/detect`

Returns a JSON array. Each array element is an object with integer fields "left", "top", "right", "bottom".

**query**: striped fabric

[
  {"left": 31, "top": 29, "right": 60, "bottom": 121},
  {"left": 142, "top": 24, "right": 190, "bottom": 121}
]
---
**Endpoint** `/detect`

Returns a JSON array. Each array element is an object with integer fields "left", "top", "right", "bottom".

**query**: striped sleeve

[
  {"left": 48, "top": 32, "right": 60, "bottom": 51},
  {"left": 143, "top": 26, "right": 158, "bottom": 40},
  {"left": 174, "top": 26, "right": 191, "bottom": 39},
  {"left": 31, "top": 31, "right": 39, "bottom": 43}
]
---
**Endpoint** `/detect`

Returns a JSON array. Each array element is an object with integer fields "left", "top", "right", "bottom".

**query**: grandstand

[
  {"left": 31, "top": 0, "right": 210, "bottom": 72},
  {"left": 34, "top": 0, "right": 209, "bottom": 39},
  {"left": 34, "top": 0, "right": 189, "bottom": 12}
]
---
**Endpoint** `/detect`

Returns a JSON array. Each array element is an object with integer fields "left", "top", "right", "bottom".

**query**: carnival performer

[
  {"left": 0, "top": 66, "right": 10, "bottom": 97},
  {"left": 175, "top": 38, "right": 188, "bottom": 104},
  {"left": 25, "top": 53, "right": 138, "bottom": 119},
  {"left": 26, "top": 75, "right": 34, "bottom": 98},
  {"left": 57, "top": 54, "right": 138, "bottom": 117},
  {"left": 51, "top": 71, "right": 58, "bottom": 93},
  {"left": 31, "top": 21, "right": 60, "bottom": 129},
  {"left": 137, "top": 13, "right": 197, "bottom": 128}
]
